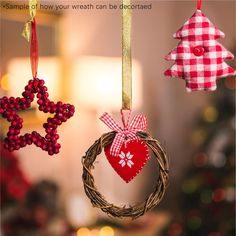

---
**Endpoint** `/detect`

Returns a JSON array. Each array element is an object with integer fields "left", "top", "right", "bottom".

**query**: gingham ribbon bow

[{"left": 100, "top": 112, "right": 147, "bottom": 156}]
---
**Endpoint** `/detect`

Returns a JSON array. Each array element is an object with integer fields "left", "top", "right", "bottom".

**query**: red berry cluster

[{"left": 0, "top": 78, "right": 75, "bottom": 155}]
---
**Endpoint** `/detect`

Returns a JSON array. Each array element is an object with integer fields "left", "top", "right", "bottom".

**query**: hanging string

[
  {"left": 197, "top": 0, "right": 202, "bottom": 10},
  {"left": 22, "top": 0, "right": 39, "bottom": 42},
  {"left": 21, "top": 0, "right": 39, "bottom": 78},
  {"left": 120, "top": 109, "right": 132, "bottom": 128},
  {"left": 122, "top": 0, "right": 132, "bottom": 110},
  {"left": 30, "top": 18, "right": 38, "bottom": 78}
]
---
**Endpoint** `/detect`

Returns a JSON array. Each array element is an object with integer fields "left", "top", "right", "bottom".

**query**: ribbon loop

[
  {"left": 197, "top": 0, "right": 202, "bottom": 10},
  {"left": 128, "top": 114, "right": 147, "bottom": 131},
  {"left": 122, "top": 0, "right": 132, "bottom": 110},
  {"left": 21, "top": 0, "right": 39, "bottom": 78},
  {"left": 100, "top": 112, "right": 147, "bottom": 156},
  {"left": 100, "top": 112, "right": 123, "bottom": 133},
  {"left": 22, "top": 0, "right": 39, "bottom": 42},
  {"left": 30, "top": 18, "right": 38, "bottom": 78}
]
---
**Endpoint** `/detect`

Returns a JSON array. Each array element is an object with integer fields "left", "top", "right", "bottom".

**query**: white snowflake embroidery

[{"left": 118, "top": 151, "right": 134, "bottom": 168}]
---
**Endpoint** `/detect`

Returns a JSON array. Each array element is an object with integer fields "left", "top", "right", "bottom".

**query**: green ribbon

[{"left": 122, "top": 0, "right": 132, "bottom": 110}]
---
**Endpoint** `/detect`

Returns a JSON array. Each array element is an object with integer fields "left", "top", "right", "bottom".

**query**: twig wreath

[
  {"left": 82, "top": 131, "right": 169, "bottom": 218},
  {"left": 81, "top": 0, "right": 169, "bottom": 218}
]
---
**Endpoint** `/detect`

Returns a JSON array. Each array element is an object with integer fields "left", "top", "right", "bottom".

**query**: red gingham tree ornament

[
  {"left": 164, "top": 1, "right": 236, "bottom": 92},
  {"left": 0, "top": 19, "right": 75, "bottom": 155}
]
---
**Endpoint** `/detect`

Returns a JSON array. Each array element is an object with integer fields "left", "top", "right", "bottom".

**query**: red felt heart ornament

[{"left": 105, "top": 140, "right": 149, "bottom": 183}]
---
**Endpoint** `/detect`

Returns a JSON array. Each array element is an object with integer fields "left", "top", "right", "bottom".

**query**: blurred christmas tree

[
  {"left": 0, "top": 140, "right": 31, "bottom": 208},
  {"left": 161, "top": 75, "right": 235, "bottom": 236}
]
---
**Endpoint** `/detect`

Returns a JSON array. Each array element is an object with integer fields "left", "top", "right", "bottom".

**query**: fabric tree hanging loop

[{"left": 197, "top": 0, "right": 202, "bottom": 10}]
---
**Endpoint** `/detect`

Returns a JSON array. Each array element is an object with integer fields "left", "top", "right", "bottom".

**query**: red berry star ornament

[
  {"left": 164, "top": 1, "right": 236, "bottom": 92},
  {"left": 0, "top": 78, "right": 75, "bottom": 155},
  {"left": 0, "top": 19, "right": 75, "bottom": 155}
]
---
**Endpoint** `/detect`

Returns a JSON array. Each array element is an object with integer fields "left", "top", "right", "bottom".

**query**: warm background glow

[{"left": 0, "top": 1, "right": 235, "bottom": 235}]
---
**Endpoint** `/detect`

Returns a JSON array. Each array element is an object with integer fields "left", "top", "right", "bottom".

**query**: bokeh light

[
  {"left": 213, "top": 188, "right": 225, "bottom": 202},
  {"left": 77, "top": 227, "right": 91, "bottom": 236},
  {"left": 194, "top": 152, "right": 208, "bottom": 167},
  {"left": 187, "top": 216, "right": 202, "bottom": 230},
  {"left": 210, "top": 152, "right": 226, "bottom": 168},
  {"left": 192, "top": 129, "right": 207, "bottom": 145},
  {"left": 224, "top": 76, "right": 236, "bottom": 90},
  {"left": 203, "top": 106, "right": 218, "bottom": 123},
  {"left": 201, "top": 189, "right": 212, "bottom": 204},
  {"left": 168, "top": 223, "right": 183, "bottom": 236},
  {"left": 208, "top": 232, "right": 221, "bottom": 236},
  {"left": 225, "top": 187, "right": 235, "bottom": 202},
  {"left": 99, "top": 226, "right": 114, "bottom": 236},
  {"left": 0, "top": 73, "right": 10, "bottom": 91},
  {"left": 182, "top": 179, "right": 199, "bottom": 194}
]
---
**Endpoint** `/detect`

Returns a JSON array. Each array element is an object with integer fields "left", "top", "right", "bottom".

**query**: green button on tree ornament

[{"left": 82, "top": 0, "right": 169, "bottom": 218}]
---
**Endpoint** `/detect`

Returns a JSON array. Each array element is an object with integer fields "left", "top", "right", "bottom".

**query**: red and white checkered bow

[{"left": 100, "top": 112, "right": 147, "bottom": 156}]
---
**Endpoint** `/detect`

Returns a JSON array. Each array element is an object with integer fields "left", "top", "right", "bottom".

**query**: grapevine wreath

[
  {"left": 82, "top": 131, "right": 169, "bottom": 218},
  {"left": 81, "top": 0, "right": 170, "bottom": 218}
]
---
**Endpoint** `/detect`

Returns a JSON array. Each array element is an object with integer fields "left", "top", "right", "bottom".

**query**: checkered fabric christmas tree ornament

[{"left": 164, "top": 9, "right": 236, "bottom": 92}]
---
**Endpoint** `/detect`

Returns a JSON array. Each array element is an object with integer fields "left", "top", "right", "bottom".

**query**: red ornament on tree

[
  {"left": 0, "top": 19, "right": 75, "bottom": 155},
  {"left": 0, "top": 144, "right": 31, "bottom": 205},
  {"left": 164, "top": 2, "right": 236, "bottom": 92}
]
